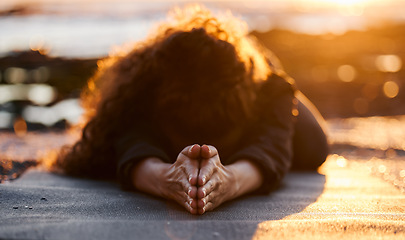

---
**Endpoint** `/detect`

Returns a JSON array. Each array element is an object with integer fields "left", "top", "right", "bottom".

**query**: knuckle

[
  {"left": 178, "top": 164, "right": 186, "bottom": 172},
  {"left": 209, "top": 182, "right": 216, "bottom": 192},
  {"left": 216, "top": 178, "right": 223, "bottom": 187},
  {"left": 208, "top": 159, "right": 218, "bottom": 168},
  {"left": 211, "top": 156, "right": 220, "bottom": 164},
  {"left": 175, "top": 158, "right": 184, "bottom": 166},
  {"left": 205, "top": 203, "right": 213, "bottom": 212}
]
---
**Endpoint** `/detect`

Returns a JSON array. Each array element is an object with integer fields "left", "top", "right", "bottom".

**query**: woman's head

[
  {"left": 55, "top": 5, "right": 277, "bottom": 177},
  {"left": 151, "top": 27, "right": 254, "bottom": 142}
]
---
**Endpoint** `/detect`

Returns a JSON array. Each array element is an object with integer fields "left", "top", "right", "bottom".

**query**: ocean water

[
  {"left": 1, "top": 0, "right": 405, "bottom": 58},
  {"left": 1, "top": 1, "right": 405, "bottom": 129}
]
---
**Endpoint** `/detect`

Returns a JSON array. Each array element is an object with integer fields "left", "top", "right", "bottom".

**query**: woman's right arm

[
  {"left": 114, "top": 121, "right": 171, "bottom": 190},
  {"left": 129, "top": 145, "right": 201, "bottom": 215},
  {"left": 131, "top": 157, "right": 170, "bottom": 197}
]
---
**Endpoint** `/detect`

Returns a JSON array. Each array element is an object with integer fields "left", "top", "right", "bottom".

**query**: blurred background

[{"left": 0, "top": 0, "right": 404, "bottom": 132}]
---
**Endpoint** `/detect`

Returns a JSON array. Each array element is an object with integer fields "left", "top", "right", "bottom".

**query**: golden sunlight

[
  {"left": 300, "top": 0, "right": 378, "bottom": 7},
  {"left": 253, "top": 154, "right": 405, "bottom": 239},
  {"left": 294, "top": 0, "right": 387, "bottom": 15}
]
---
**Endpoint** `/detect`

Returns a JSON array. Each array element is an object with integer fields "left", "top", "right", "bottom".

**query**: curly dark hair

[{"left": 52, "top": 6, "right": 290, "bottom": 179}]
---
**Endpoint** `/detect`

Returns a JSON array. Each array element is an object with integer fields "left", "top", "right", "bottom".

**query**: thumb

[
  {"left": 201, "top": 145, "right": 218, "bottom": 159},
  {"left": 181, "top": 144, "right": 201, "bottom": 159}
]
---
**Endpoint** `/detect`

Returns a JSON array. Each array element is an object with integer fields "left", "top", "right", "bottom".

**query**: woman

[{"left": 54, "top": 6, "right": 328, "bottom": 215}]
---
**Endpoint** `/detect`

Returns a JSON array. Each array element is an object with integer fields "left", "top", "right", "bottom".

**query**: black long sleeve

[
  {"left": 115, "top": 123, "right": 170, "bottom": 190},
  {"left": 224, "top": 74, "right": 296, "bottom": 194}
]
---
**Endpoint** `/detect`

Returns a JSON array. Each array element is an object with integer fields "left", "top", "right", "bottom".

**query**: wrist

[
  {"left": 228, "top": 159, "right": 263, "bottom": 196},
  {"left": 131, "top": 157, "right": 169, "bottom": 197}
]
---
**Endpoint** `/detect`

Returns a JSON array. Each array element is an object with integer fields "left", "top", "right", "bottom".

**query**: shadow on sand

[
  {"left": 160, "top": 171, "right": 325, "bottom": 240},
  {"left": 0, "top": 170, "right": 325, "bottom": 240}
]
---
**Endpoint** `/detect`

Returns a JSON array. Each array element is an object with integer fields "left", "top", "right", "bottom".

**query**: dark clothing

[
  {"left": 291, "top": 99, "right": 329, "bottom": 170},
  {"left": 115, "top": 74, "right": 328, "bottom": 194}
]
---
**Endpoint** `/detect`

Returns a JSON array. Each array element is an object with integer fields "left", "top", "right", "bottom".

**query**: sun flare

[
  {"left": 319, "top": 0, "right": 368, "bottom": 6},
  {"left": 293, "top": 0, "right": 389, "bottom": 16},
  {"left": 301, "top": 0, "right": 378, "bottom": 7}
]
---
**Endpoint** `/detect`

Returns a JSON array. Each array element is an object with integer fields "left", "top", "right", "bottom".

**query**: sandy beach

[{"left": 1, "top": 116, "right": 404, "bottom": 239}]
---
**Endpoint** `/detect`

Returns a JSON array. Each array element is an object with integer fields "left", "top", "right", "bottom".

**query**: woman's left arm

[{"left": 224, "top": 74, "right": 297, "bottom": 194}]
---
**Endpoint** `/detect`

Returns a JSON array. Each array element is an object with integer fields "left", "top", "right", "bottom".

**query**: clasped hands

[
  {"left": 160, "top": 144, "right": 237, "bottom": 215},
  {"left": 133, "top": 144, "right": 261, "bottom": 215}
]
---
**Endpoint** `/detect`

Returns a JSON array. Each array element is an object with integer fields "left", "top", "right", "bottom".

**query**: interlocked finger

[
  {"left": 172, "top": 191, "right": 197, "bottom": 214},
  {"left": 198, "top": 197, "right": 216, "bottom": 215},
  {"left": 198, "top": 145, "right": 220, "bottom": 186},
  {"left": 198, "top": 178, "right": 216, "bottom": 199},
  {"left": 178, "top": 144, "right": 200, "bottom": 185},
  {"left": 198, "top": 159, "right": 215, "bottom": 186}
]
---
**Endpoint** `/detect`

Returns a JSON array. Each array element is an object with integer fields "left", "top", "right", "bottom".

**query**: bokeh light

[
  {"left": 378, "top": 164, "right": 387, "bottom": 173},
  {"left": 0, "top": 84, "right": 57, "bottom": 105},
  {"left": 28, "top": 84, "right": 57, "bottom": 105},
  {"left": 375, "top": 55, "right": 402, "bottom": 73},
  {"left": 22, "top": 106, "right": 57, "bottom": 126},
  {"left": 5, "top": 67, "right": 27, "bottom": 84},
  {"left": 29, "top": 67, "right": 50, "bottom": 83},
  {"left": 383, "top": 81, "right": 399, "bottom": 99},
  {"left": 337, "top": 65, "right": 357, "bottom": 82},
  {"left": 13, "top": 118, "right": 27, "bottom": 137},
  {"left": 22, "top": 98, "right": 83, "bottom": 126},
  {"left": 0, "top": 85, "right": 25, "bottom": 104},
  {"left": 0, "top": 112, "right": 12, "bottom": 128}
]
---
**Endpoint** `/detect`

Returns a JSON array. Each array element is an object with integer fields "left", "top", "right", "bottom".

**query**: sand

[{"left": 1, "top": 116, "right": 405, "bottom": 239}]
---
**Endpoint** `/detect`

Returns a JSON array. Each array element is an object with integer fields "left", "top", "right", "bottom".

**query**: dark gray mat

[{"left": 0, "top": 169, "right": 325, "bottom": 240}]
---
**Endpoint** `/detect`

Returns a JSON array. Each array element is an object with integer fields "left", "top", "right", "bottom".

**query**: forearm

[
  {"left": 131, "top": 157, "right": 170, "bottom": 197},
  {"left": 227, "top": 159, "right": 263, "bottom": 198}
]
